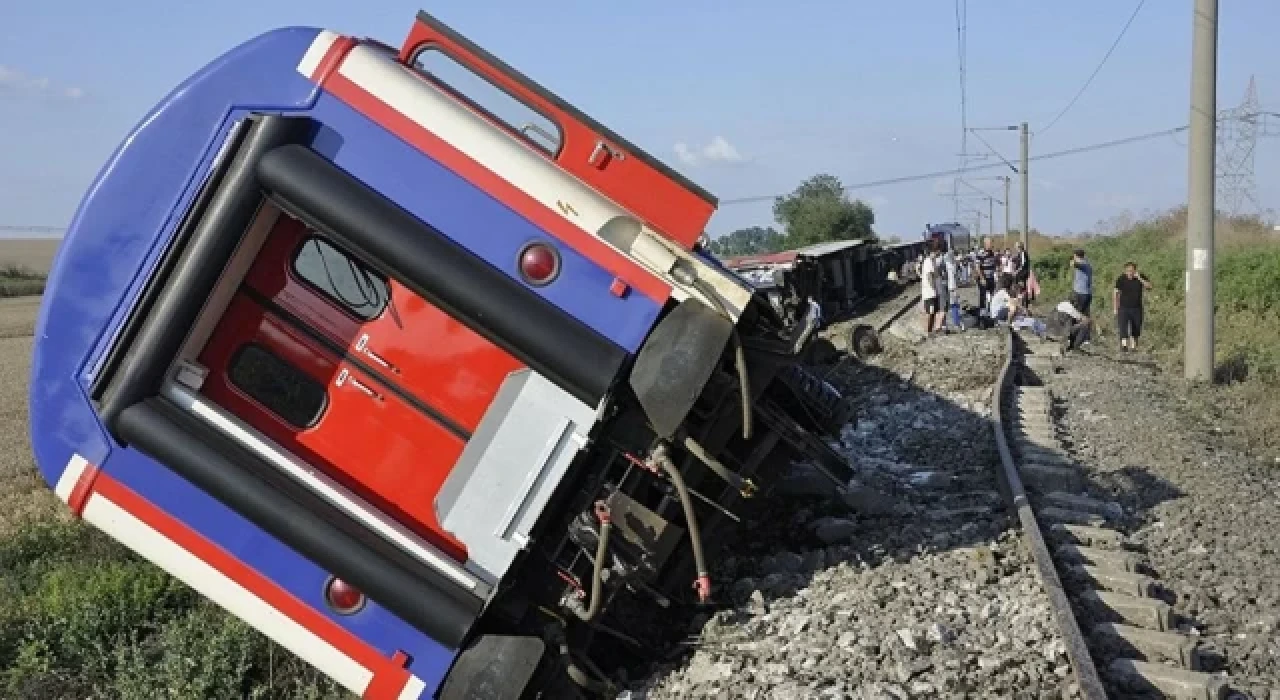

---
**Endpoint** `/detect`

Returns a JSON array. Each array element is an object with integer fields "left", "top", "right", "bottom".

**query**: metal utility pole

[
  {"left": 1019, "top": 123, "right": 1030, "bottom": 251},
  {"left": 987, "top": 197, "right": 995, "bottom": 242},
  {"left": 1185, "top": 0, "right": 1217, "bottom": 381},
  {"left": 1002, "top": 176, "right": 1011, "bottom": 239}
]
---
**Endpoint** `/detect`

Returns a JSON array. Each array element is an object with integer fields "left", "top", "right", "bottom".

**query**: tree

[
  {"left": 707, "top": 226, "right": 786, "bottom": 257},
  {"left": 772, "top": 174, "right": 876, "bottom": 247}
]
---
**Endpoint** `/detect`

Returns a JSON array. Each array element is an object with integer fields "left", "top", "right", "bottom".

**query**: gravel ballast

[
  {"left": 627, "top": 327, "right": 1074, "bottom": 699},
  {"left": 1047, "top": 348, "right": 1280, "bottom": 698}
]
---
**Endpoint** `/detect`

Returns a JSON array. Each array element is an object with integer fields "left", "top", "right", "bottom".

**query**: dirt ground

[
  {"left": 0, "top": 238, "right": 61, "bottom": 275},
  {"left": 0, "top": 297, "right": 63, "bottom": 536}
]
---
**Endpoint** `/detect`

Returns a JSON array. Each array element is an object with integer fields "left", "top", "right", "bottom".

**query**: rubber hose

[
  {"left": 574, "top": 521, "right": 611, "bottom": 623},
  {"left": 559, "top": 643, "right": 615, "bottom": 696},
  {"left": 692, "top": 279, "right": 752, "bottom": 441},
  {"left": 659, "top": 454, "right": 708, "bottom": 591},
  {"left": 732, "top": 328, "right": 753, "bottom": 441},
  {"left": 682, "top": 435, "right": 746, "bottom": 494}
]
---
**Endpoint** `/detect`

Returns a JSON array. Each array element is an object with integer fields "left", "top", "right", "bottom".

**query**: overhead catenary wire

[
  {"left": 952, "top": 0, "right": 969, "bottom": 219},
  {"left": 718, "top": 124, "right": 1191, "bottom": 206},
  {"left": 1038, "top": 0, "right": 1147, "bottom": 136},
  {"left": 967, "top": 128, "right": 1020, "bottom": 173}
]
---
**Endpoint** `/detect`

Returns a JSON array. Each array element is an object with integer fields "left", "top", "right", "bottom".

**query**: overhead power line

[
  {"left": 718, "top": 123, "right": 1189, "bottom": 206},
  {"left": 1039, "top": 0, "right": 1146, "bottom": 136},
  {"left": 952, "top": 0, "right": 969, "bottom": 218}
]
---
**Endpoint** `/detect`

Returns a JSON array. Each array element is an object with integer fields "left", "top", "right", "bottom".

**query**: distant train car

[{"left": 924, "top": 222, "right": 973, "bottom": 254}]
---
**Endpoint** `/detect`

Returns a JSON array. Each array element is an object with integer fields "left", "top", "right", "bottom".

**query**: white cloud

[
  {"left": 0, "top": 64, "right": 84, "bottom": 100},
  {"left": 673, "top": 136, "right": 746, "bottom": 167},
  {"left": 674, "top": 142, "right": 699, "bottom": 166}
]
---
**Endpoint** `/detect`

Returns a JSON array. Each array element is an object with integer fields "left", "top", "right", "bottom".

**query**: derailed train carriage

[
  {"left": 724, "top": 238, "right": 931, "bottom": 331},
  {"left": 29, "top": 10, "right": 858, "bottom": 699}
]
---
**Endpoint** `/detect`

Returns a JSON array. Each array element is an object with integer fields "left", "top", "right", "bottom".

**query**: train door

[{"left": 195, "top": 213, "right": 522, "bottom": 559}]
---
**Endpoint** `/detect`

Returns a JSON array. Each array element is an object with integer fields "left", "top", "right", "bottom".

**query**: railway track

[
  {"left": 639, "top": 303, "right": 1081, "bottom": 697},
  {"left": 994, "top": 330, "right": 1236, "bottom": 700}
]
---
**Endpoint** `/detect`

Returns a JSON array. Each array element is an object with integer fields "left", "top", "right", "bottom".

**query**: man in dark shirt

[
  {"left": 973, "top": 237, "right": 999, "bottom": 312},
  {"left": 1113, "top": 262, "right": 1152, "bottom": 352}
]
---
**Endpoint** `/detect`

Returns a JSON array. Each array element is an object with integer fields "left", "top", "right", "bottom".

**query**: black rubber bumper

[
  {"left": 256, "top": 143, "right": 626, "bottom": 407},
  {"left": 115, "top": 397, "right": 481, "bottom": 648}
]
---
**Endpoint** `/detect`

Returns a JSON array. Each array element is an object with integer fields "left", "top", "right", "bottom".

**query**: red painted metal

[
  {"left": 198, "top": 293, "right": 469, "bottom": 561},
  {"left": 317, "top": 69, "right": 671, "bottom": 304},
  {"left": 243, "top": 216, "right": 524, "bottom": 431},
  {"left": 86, "top": 471, "right": 419, "bottom": 698},
  {"left": 396, "top": 15, "right": 715, "bottom": 250}
]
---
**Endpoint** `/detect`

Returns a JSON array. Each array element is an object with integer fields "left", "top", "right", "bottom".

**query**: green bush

[
  {"left": 0, "top": 264, "right": 45, "bottom": 281},
  {"left": 0, "top": 263, "right": 46, "bottom": 297},
  {"left": 0, "top": 520, "right": 350, "bottom": 699},
  {"left": 0, "top": 278, "right": 44, "bottom": 298},
  {"left": 1032, "top": 210, "right": 1280, "bottom": 392}
]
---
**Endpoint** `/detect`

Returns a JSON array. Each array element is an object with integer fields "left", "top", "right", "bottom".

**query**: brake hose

[
  {"left": 573, "top": 502, "right": 612, "bottom": 624},
  {"left": 654, "top": 446, "right": 711, "bottom": 603},
  {"left": 683, "top": 435, "right": 756, "bottom": 498},
  {"left": 559, "top": 643, "right": 615, "bottom": 696}
]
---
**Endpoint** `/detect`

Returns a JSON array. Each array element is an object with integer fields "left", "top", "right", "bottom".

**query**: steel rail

[{"left": 990, "top": 327, "right": 1109, "bottom": 699}]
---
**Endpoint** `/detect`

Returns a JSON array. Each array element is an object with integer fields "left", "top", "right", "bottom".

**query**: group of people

[
  {"left": 918, "top": 237, "right": 1032, "bottom": 334},
  {"left": 918, "top": 237, "right": 1154, "bottom": 354}
]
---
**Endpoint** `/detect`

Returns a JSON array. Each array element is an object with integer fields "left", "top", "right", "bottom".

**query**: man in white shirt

[
  {"left": 1049, "top": 298, "right": 1091, "bottom": 353},
  {"left": 987, "top": 274, "right": 1019, "bottom": 324},
  {"left": 920, "top": 245, "right": 941, "bottom": 334},
  {"left": 942, "top": 248, "right": 961, "bottom": 330}
]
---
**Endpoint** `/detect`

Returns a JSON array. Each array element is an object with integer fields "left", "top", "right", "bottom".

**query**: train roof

[{"left": 723, "top": 238, "right": 868, "bottom": 270}]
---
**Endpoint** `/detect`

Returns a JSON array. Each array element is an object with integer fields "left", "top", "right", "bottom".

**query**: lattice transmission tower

[{"left": 1216, "top": 77, "right": 1261, "bottom": 216}]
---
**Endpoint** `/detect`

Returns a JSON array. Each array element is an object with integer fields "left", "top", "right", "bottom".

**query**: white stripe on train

[
  {"left": 293, "top": 33, "right": 753, "bottom": 318},
  {"left": 54, "top": 454, "right": 427, "bottom": 699},
  {"left": 160, "top": 380, "right": 492, "bottom": 593},
  {"left": 297, "top": 29, "right": 340, "bottom": 80}
]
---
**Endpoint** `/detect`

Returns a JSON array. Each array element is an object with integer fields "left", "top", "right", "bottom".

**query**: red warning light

[
  {"left": 324, "top": 576, "right": 366, "bottom": 615},
  {"left": 518, "top": 242, "right": 560, "bottom": 286}
]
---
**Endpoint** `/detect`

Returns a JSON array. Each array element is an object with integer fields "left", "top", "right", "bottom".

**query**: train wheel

[{"left": 849, "top": 324, "right": 882, "bottom": 359}]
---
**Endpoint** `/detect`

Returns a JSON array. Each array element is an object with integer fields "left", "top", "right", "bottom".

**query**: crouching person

[{"left": 1048, "top": 299, "right": 1091, "bottom": 354}]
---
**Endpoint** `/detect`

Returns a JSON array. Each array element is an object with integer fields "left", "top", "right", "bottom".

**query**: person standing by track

[
  {"left": 1113, "top": 262, "right": 1152, "bottom": 352},
  {"left": 973, "top": 237, "right": 999, "bottom": 313},
  {"left": 942, "top": 246, "right": 962, "bottom": 330},
  {"left": 1069, "top": 249, "right": 1094, "bottom": 314},
  {"left": 920, "top": 243, "right": 941, "bottom": 334},
  {"left": 1011, "top": 241, "right": 1031, "bottom": 304}
]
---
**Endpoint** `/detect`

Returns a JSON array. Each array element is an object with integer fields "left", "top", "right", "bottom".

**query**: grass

[
  {"left": 0, "top": 264, "right": 45, "bottom": 298},
  {"left": 0, "top": 519, "right": 350, "bottom": 699},
  {"left": 1031, "top": 208, "right": 1280, "bottom": 452}
]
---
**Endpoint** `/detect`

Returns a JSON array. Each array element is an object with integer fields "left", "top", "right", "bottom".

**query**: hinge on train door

[
  {"left": 587, "top": 140, "right": 625, "bottom": 169},
  {"left": 172, "top": 359, "right": 209, "bottom": 391}
]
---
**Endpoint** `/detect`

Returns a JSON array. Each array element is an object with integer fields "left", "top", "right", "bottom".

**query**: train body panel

[
  {"left": 30, "top": 13, "right": 828, "bottom": 700},
  {"left": 31, "top": 27, "right": 454, "bottom": 698},
  {"left": 397, "top": 11, "right": 718, "bottom": 251},
  {"left": 925, "top": 222, "right": 973, "bottom": 254}
]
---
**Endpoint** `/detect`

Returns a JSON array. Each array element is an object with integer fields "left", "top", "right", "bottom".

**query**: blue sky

[{"left": 1, "top": 1, "right": 1276, "bottom": 240}]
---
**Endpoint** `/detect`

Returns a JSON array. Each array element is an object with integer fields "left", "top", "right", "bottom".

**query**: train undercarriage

[{"left": 450, "top": 295, "right": 857, "bottom": 697}]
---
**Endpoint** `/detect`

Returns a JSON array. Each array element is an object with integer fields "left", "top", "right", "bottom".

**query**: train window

[
  {"left": 292, "top": 236, "right": 390, "bottom": 321},
  {"left": 227, "top": 344, "right": 328, "bottom": 429},
  {"left": 411, "top": 47, "right": 562, "bottom": 155}
]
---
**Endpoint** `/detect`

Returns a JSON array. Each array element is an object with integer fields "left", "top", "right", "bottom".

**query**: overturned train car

[
  {"left": 28, "top": 10, "right": 857, "bottom": 700},
  {"left": 724, "top": 238, "right": 930, "bottom": 330}
]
